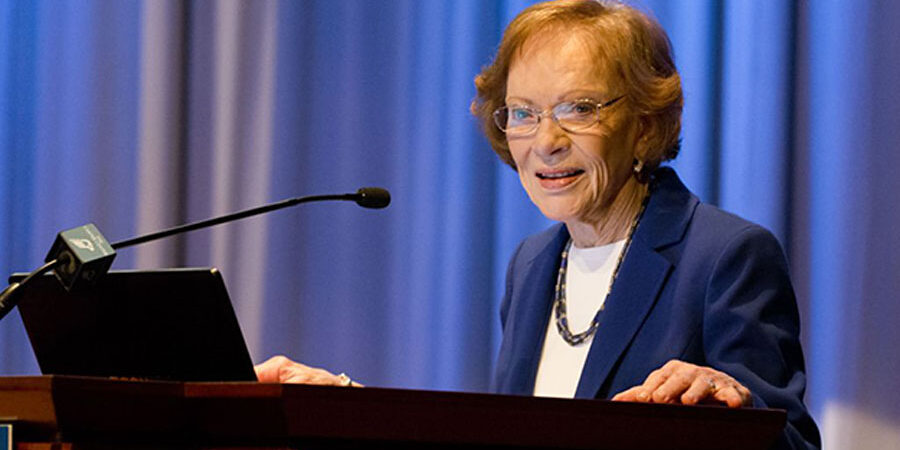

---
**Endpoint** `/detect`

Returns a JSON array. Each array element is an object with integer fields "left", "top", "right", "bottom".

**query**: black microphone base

[{"left": 46, "top": 224, "right": 116, "bottom": 291}]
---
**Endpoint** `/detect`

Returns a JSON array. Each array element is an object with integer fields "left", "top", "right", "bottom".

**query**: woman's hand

[
  {"left": 611, "top": 360, "right": 751, "bottom": 408},
  {"left": 254, "top": 355, "right": 362, "bottom": 386}
]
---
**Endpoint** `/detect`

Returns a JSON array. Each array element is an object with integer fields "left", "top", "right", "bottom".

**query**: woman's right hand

[{"left": 254, "top": 355, "right": 361, "bottom": 386}]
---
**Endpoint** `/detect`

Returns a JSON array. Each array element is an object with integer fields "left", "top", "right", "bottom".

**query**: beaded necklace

[{"left": 552, "top": 193, "right": 650, "bottom": 346}]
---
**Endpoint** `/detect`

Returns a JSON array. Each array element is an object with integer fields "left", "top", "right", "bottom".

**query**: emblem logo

[{"left": 69, "top": 238, "right": 95, "bottom": 252}]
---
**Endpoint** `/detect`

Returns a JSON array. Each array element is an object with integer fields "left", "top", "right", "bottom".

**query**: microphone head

[{"left": 355, "top": 187, "right": 391, "bottom": 209}]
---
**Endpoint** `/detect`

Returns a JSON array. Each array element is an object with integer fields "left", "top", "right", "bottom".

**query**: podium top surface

[{"left": 0, "top": 375, "right": 785, "bottom": 449}]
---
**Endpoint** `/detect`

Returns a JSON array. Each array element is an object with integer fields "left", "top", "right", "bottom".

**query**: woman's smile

[{"left": 535, "top": 167, "right": 585, "bottom": 190}]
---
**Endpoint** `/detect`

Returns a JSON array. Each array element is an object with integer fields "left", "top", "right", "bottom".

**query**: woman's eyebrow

[
  {"left": 506, "top": 89, "right": 608, "bottom": 106},
  {"left": 554, "top": 89, "right": 606, "bottom": 102},
  {"left": 504, "top": 96, "right": 535, "bottom": 105}
]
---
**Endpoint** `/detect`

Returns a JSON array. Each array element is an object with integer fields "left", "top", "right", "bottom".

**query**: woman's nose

[{"left": 530, "top": 117, "right": 569, "bottom": 161}]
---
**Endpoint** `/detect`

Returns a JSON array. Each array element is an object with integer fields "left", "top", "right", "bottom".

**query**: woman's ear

[
  {"left": 632, "top": 120, "right": 654, "bottom": 183},
  {"left": 633, "top": 117, "right": 652, "bottom": 162}
]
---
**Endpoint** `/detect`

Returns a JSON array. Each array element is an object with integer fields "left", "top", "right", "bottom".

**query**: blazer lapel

[
  {"left": 503, "top": 227, "right": 569, "bottom": 394},
  {"left": 573, "top": 235, "right": 671, "bottom": 398}
]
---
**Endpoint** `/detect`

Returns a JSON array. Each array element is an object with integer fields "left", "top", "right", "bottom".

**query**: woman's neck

[{"left": 566, "top": 177, "right": 648, "bottom": 248}]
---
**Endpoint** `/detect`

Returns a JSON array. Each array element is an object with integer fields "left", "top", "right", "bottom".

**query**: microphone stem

[
  {"left": 111, "top": 193, "right": 353, "bottom": 250},
  {"left": 0, "top": 258, "right": 58, "bottom": 321}
]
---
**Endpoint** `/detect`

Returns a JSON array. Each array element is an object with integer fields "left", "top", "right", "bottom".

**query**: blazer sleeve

[
  {"left": 498, "top": 239, "right": 525, "bottom": 331},
  {"left": 491, "top": 238, "right": 526, "bottom": 393},
  {"left": 703, "top": 225, "right": 821, "bottom": 450}
]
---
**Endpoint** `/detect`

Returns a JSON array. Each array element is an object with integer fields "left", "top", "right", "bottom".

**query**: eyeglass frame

[{"left": 492, "top": 96, "right": 625, "bottom": 136}]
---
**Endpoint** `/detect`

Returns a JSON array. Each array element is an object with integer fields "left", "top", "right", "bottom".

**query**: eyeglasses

[{"left": 492, "top": 96, "right": 624, "bottom": 137}]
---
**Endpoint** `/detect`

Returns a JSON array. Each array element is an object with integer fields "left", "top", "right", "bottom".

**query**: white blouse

[{"left": 532, "top": 239, "right": 627, "bottom": 398}]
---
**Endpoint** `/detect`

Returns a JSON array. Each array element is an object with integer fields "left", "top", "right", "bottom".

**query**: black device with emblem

[{"left": 45, "top": 223, "right": 117, "bottom": 291}]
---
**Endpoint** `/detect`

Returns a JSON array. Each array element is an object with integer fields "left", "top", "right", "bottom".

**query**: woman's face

[{"left": 505, "top": 34, "right": 640, "bottom": 225}]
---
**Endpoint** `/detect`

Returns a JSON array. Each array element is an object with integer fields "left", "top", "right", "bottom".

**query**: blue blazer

[{"left": 492, "top": 168, "right": 820, "bottom": 450}]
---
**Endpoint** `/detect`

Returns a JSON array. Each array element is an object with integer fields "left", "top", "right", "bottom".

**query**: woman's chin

[{"left": 534, "top": 202, "right": 580, "bottom": 223}]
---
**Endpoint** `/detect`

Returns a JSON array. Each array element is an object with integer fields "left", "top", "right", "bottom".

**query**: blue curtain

[{"left": 2, "top": 1, "right": 899, "bottom": 447}]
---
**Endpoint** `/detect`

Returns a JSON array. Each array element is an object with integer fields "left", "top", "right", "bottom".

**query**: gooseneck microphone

[
  {"left": 0, "top": 187, "right": 390, "bottom": 322},
  {"left": 352, "top": 187, "right": 391, "bottom": 209},
  {"left": 111, "top": 187, "right": 390, "bottom": 249}
]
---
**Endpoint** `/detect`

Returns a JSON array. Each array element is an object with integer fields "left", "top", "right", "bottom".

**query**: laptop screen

[{"left": 11, "top": 268, "right": 257, "bottom": 382}]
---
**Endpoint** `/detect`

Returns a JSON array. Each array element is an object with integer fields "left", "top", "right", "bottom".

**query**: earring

[{"left": 633, "top": 159, "right": 644, "bottom": 175}]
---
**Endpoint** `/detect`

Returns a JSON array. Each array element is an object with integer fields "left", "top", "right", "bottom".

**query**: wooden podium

[{"left": 0, "top": 375, "right": 785, "bottom": 449}]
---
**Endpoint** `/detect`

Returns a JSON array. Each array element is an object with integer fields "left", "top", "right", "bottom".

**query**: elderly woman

[{"left": 258, "top": 1, "right": 820, "bottom": 448}]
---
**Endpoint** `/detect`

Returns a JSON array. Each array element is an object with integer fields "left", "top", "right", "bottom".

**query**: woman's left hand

[
  {"left": 254, "top": 355, "right": 362, "bottom": 386},
  {"left": 611, "top": 359, "right": 752, "bottom": 408}
]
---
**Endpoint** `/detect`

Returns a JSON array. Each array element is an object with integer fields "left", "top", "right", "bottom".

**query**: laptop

[{"left": 10, "top": 268, "right": 257, "bottom": 382}]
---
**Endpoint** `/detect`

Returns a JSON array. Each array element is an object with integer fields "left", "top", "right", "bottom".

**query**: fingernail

[{"left": 637, "top": 392, "right": 648, "bottom": 401}]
